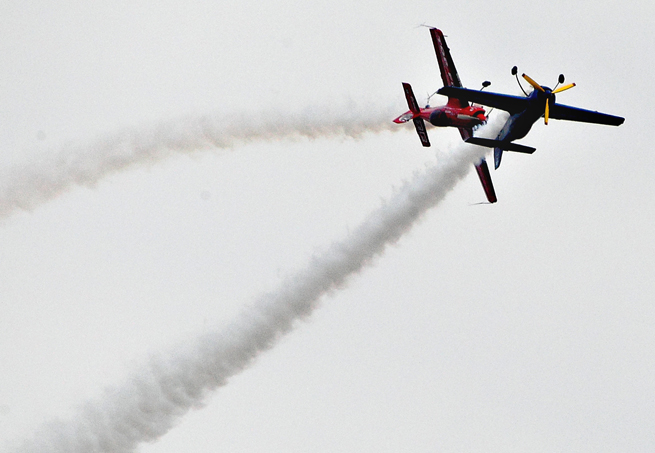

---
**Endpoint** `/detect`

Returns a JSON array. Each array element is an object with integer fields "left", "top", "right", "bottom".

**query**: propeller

[{"left": 521, "top": 73, "right": 576, "bottom": 124}]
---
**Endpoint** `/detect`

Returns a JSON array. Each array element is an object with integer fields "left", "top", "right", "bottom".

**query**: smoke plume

[
  {"left": 14, "top": 114, "right": 503, "bottom": 452},
  {"left": 0, "top": 105, "right": 398, "bottom": 220}
]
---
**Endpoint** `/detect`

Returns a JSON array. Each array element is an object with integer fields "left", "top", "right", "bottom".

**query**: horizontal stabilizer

[
  {"left": 402, "top": 82, "right": 421, "bottom": 114},
  {"left": 413, "top": 118, "right": 431, "bottom": 147},
  {"left": 466, "top": 137, "right": 536, "bottom": 154},
  {"left": 399, "top": 83, "right": 430, "bottom": 146}
]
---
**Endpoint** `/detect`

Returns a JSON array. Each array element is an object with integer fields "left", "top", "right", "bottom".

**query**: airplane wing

[
  {"left": 430, "top": 28, "right": 468, "bottom": 110},
  {"left": 438, "top": 86, "right": 528, "bottom": 114},
  {"left": 474, "top": 158, "right": 497, "bottom": 203},
  {"left": 430, "top": 28, "right": 462, "bottom": 88},
  {"left": 549, "top": 103, "right": 625, "bottom": 126}
]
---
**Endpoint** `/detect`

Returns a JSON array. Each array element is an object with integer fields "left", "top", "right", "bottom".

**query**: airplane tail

[
  {"left": 494, "top": 147, "right": 503, "bottom": 170},
  {"left": 465, "top": 137, "right": 536, "bottom": 169},
  {"left": 401, "top": 82, "right": 430, "bottom": 147},
  {"left": 465, "top": 137, "right": 536, "bottom": 154}
]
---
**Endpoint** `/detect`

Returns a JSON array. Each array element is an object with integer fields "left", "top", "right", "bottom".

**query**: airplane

[
  {"left": 438, "top": 66, "right": 625, "bottom": 169},
  {"left": 394, "top": 27, "right": 497, "bottom": 203}
]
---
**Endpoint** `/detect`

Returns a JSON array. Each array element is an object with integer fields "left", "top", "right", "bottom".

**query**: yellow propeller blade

[
  {"left": 522, "top": 73, "right": 545, "bottom": 92},
  {"left": 553, "top": 83, "right": 576, "bottom": 94},
  {"left": 545, "top": 98, "right": 549, "bottom": 125}
]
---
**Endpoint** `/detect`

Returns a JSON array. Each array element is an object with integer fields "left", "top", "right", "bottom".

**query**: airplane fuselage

[
  {"left": 428, "top": 104, "right": 486, "bottom": 128},
  {"left": 394, "top": 104, "right": 486, "bottom": 129},
  {"left": 497, "top": 89, "right": 552, "bottom": 142}
]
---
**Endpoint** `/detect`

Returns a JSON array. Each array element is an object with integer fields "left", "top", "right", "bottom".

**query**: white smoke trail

[
  {"left": 13, "top": 115, "right": 505, "bottom": 452},
  {"left": 0, "top": 104, "right": 398, "bottom": 220}
]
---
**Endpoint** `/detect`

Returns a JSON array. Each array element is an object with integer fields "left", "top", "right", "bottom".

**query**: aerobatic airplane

[
  {"left": 394, "top": 27, "right": 497, "bottom": 203},
  {"left": 438, "top": 66, "right": 625, "bottom": 169}
]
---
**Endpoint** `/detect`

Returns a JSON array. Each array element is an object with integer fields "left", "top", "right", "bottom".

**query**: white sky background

[{"left": 1, "top": 0, "right": 654, "bottom": 451}]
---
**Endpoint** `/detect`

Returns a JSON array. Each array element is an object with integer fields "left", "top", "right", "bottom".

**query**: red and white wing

[
  {"left": 430, "top": 28, "right": 463, "bottom": 88},
  {"left": 430, "top": 28, "right": 468, "bottom": 109},
  {"left": 474, "top": 158, "right": 497, "bottom": 203}
]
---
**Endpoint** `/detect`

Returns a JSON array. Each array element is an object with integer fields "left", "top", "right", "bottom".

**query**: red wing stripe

[{"left": 430, "top": 28, "right": 462, "bottom": 88}]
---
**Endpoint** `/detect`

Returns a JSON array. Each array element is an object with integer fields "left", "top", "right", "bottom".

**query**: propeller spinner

[{"left": 522, "top": 73, "right": 576, "bottom": 124}]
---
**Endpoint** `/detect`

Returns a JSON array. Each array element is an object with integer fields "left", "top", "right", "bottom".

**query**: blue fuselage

[{"left": 496, "top": 89, "right": 553, "bottom": 142}]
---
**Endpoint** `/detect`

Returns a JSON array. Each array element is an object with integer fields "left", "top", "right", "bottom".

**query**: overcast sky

[{"left": 1, "top": 1, "right": 654, "bottom": 452}]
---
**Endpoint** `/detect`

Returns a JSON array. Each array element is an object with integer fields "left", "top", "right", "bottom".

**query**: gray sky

[{"left": 1, "top": 1, "right": 654, "bottom": 452}]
